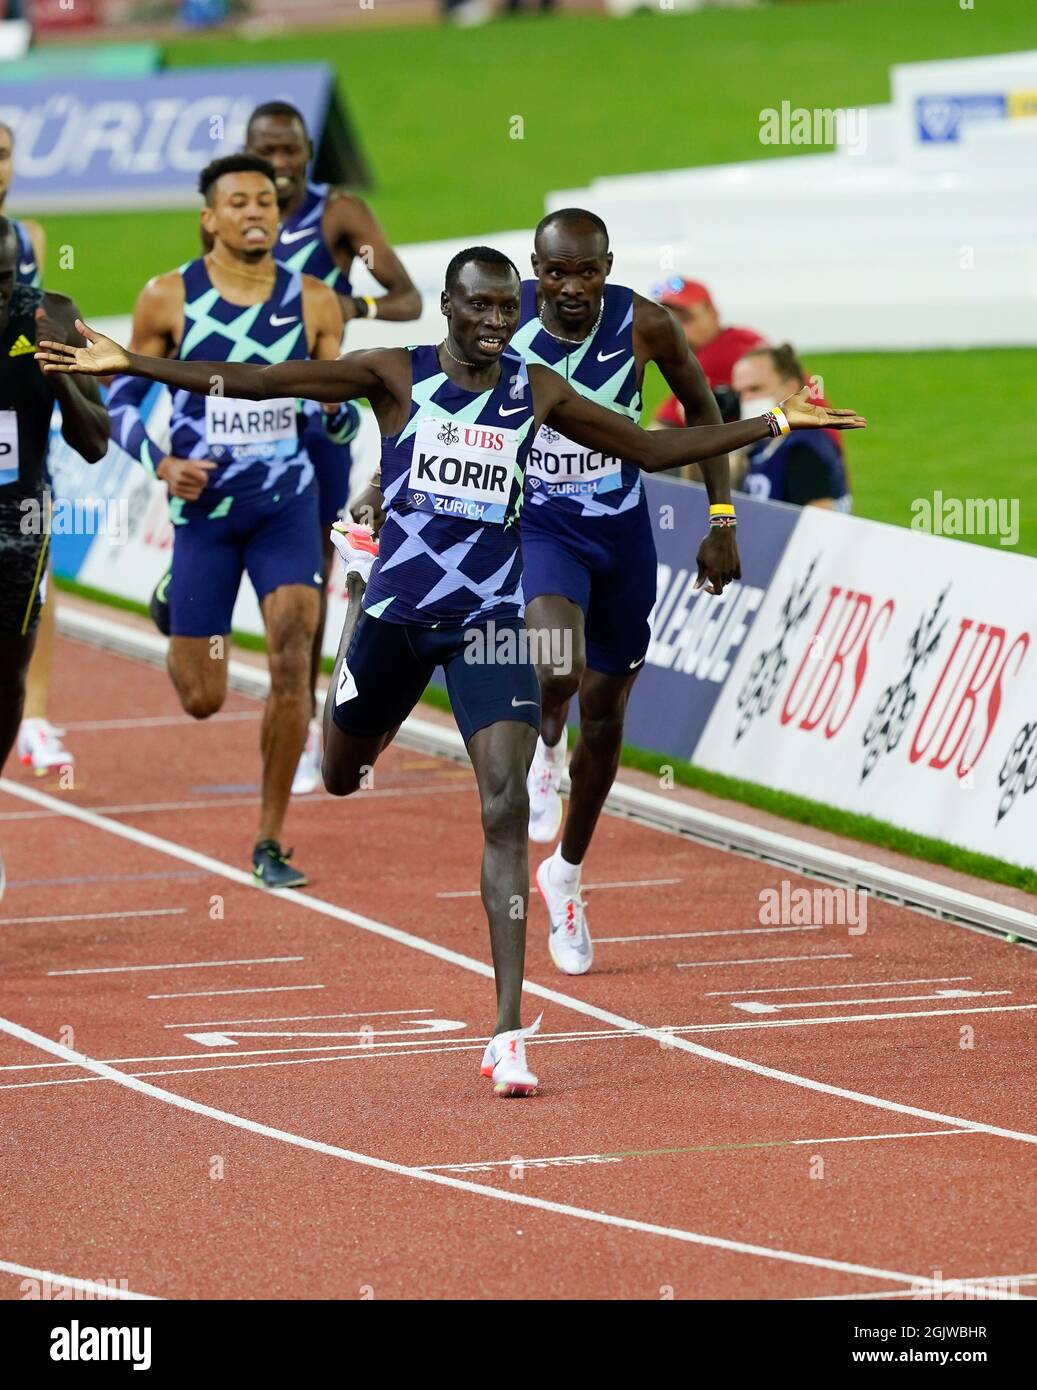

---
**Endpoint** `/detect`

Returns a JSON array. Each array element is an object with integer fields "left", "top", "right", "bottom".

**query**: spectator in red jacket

[{"left": 652, "top": 277, "right": 765, "bottom": 426}]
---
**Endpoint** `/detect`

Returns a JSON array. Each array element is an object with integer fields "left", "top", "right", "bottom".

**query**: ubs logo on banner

[
  {"left": 906, "top": 614, "right": 1029, "bottom": 781},
  {"left": 737, "top": 559, "right": 1034, "bottom": 833}
]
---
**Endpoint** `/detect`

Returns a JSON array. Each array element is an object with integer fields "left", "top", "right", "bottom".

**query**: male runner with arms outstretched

[
  {"left": 511, "top": 208, "right": 738, "bottom": 974},
  {"left": 105, "top": 154, "right": 347, "bottom": 888},
  {"left": 38, "top": 248, "right": 866, "bottom": 1097}
]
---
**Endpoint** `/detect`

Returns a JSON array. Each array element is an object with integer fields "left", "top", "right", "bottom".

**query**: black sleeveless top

[{"left": 0, "top": 284, "right": 54, "bottom": 502}]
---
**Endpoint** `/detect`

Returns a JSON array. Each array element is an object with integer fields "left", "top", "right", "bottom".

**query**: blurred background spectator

[
  {"left": 652, "top": 276, "right": 765, "bottom": 426},
  {"left": 731, "top": 343, "right": 851, "bottom": 511}
]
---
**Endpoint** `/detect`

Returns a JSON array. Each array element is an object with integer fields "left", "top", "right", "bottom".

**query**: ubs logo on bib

[{"left": 408, "top": 416, "right": 521, "bottom": 524}]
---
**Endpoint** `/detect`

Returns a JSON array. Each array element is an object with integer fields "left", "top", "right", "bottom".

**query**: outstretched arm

[
  {"left": 37, "top": 319, "right": 392, "bottom": 406},
  {"left": 529, "top": 366, "right": 865, "bottom": 471},
  {"left": 639, "top": 295, "right": 731, "bottom": 490}
]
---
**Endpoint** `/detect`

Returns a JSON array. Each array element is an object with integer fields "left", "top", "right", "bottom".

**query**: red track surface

[{"left": 1, "top": 630, "right": 1035, "bottom": 1301}]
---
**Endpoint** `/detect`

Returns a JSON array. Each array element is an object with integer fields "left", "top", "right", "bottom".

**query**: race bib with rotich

[
  {"left": 406, "top": 416, "right": 520, "bottom": 524},
  {"left": 204, "top": 396, "right": 298, "bottom": 460},
  {"left": 526, "top": 423, "right": 623, "bottom": 497},
  {"left": 0, "top": 410, "right": 19, "bottom": 487}
]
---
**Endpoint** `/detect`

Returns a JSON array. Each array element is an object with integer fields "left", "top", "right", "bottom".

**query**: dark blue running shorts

[
  {"left": 520, "top": 491, "right": 657, "bottom": 676},
  {"left": 168, "top": 485, "right": 323, "bottom": 638},
  {"left": 331, "top": 612, "right": 541, "bottom": 747}
]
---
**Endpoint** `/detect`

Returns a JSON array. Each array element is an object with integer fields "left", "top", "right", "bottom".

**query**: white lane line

[
  {"left": 5, "top": 1005, "right": 1037, "bottom": 1086},
  {"left": 677, "top": 954, "right": 854, "bottom": 968},
  {"left": 49, "top": 956, "right": 304, "bottom": 978},
  {"left": 436, "top": 877, "right": 682, "bottom": 899},
  {"left": 4, "top": 775, "right": 1036, "bottom": 1147},
  {"left": 0, "top": 1259, "right": 160, "bottom": 1300},
  {"left": 1, "top": 1025, "right": 468, "bottom": 1071},
  {"left": 62, "top": 712, "right": 260, "bottom": 732},
  {"left": 0, "top": 1010, "right": 948, "bottom": 1290},
  {"left": 163, "top": 1007, "right": 434, "bottom": 1029},
  {"left": 707, "top": 977, "right": 973, "bottom": 997},
  {"left": 0, "top": 785, "right": 471, "bottom": 822},
  {"left": 732, "top": 990, "right": 1011, "bottom": 1014},
  {"left": 599, "top": 926, "right": 822, "bottom": 943},
  {"left": 421, "top": 1130, "right": 975, "bottom": 1172},
  {"left": 1, "top": 908, "right": 186, "bottom": 928},
  {"left": 146, "top": 985, "right": 324, "bottom": 1000}
]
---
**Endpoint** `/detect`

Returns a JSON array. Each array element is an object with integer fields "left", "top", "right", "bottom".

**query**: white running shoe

[
  {"left": 537, "top": 856, "right": 593, "bottom": 976},
  {"left": 329, "top": 521, "right": 378, "bottom": 585},
  {"left": 17, "top": 718, "right": 74, "bottom": 775},
  {"left": 479, "top": 1013, "right": 542, "bottom": 1097},
  {"left": 291, "top": 718, "right": 323, "bottom": 796},
  {"left": 527, "top": 735, "right": 565, "bottom": 844}
]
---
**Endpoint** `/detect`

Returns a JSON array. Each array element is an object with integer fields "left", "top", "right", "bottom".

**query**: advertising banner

[
  {"left": 693, "top": 507, "right": 1037, "bottom": 870},
  {"left": 0, "top": 64, "right": 363, "bottom": 212},
  {"left": 622, "top": 476, "right": 799, "bottom": 759}
]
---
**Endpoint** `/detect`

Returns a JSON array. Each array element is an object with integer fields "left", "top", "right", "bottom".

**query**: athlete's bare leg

[
  {"left": 525, "top": 593, "right": 585, "bottom": 749},
  {"left": 22, "top": 566, "right": 54, "bottom": 721},
  {"left": 258, "top": 583, "right": 319, "bottom": 842},
  {"left": 562, "top": 666, "right": 640, "bottom": 863},
  {"left": 321, "top": 574, "right": 400, "bottom": 793},
  {"left": 526, "top": 591, "right": 641, "bottom": 864},
  {"left": 0, "top": 632, "right": 37, "bottom": 767},
  {"left": 306, "top": 531, "right": 336, "bottom": 719},
  {"left": 468, "top": 718, "right": 538, "bottom": 1034}
]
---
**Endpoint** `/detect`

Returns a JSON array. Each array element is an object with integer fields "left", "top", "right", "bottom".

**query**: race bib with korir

[
  {"left": 204, "top": 396, "right": 298, "bottom": 461},
  {"left": 525, "top": 424, "right": 623, "bottom": 498},
  {"left": 0, "top": 411, "right": 19, "bottom": 487},
  {"left": 406, "top": 416, "right": 520, "bottom": 524}
]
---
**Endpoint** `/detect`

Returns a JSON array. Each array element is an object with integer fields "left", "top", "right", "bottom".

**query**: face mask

[{"left": 739, "top": 394, "right": 778, "bottom": 421}]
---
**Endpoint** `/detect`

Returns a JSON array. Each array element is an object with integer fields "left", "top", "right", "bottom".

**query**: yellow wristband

[
  {"left": 709, "top": 503, "right": 736, "bottom": 517},
  {"left": 363, "top": 296, "right": 378, "bottom": 320},
  {"left": 769, "top": 406, "right": 791, "bottom": 436}
]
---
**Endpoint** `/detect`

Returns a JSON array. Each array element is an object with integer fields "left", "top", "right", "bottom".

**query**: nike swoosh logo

[
  {"left": 597, "top": 349, "right": 625, "bottom": 362},
  {"left": 270, "top": 315, "right": 298, "bottom": 327},
  {"left": 511, "top": 697, "right": 538, "bottom": 708},
  {"left": 499, "top": 406, "right": 525, "bottom": 417},
  {"left": 18, "top": 261, "right": 35, "bottom": 275},
  {"left": 280, "top": 227, "right": 319, "bottom": 245},
  {"left": 629, "top": 656, "right": 646, "bottom": 669}
]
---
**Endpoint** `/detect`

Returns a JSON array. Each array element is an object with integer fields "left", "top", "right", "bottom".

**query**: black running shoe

[
  {"left": 149, "top": 569, "right": 172, "bottom": 636},
  {"left": 252, "top": 839, "right": 308, "bottom": 890}
]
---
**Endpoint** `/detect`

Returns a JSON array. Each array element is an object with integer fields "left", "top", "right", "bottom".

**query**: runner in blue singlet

[
  {"left": 104, "top": 154, "right": 347, "bottom": 890},
  {"left": 245, "top": 102, "right": 421, "bottom": 792},
  {"left": 39, "top": 248, "right": 866, "bottom": 1096},
  {"left": 513, "top": 209, "right": 742, "bottom": 977}
]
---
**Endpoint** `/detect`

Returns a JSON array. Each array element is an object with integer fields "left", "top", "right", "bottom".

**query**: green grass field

[{"left": 21, "top": 0, "right": 1037, "bottom": 555}]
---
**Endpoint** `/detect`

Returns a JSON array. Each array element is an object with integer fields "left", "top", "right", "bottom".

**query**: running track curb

[{"left": 56, "top": 605, "right": 1037, "bottom": 944}]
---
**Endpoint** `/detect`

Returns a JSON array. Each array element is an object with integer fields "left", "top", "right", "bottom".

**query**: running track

[{"left": 1, "top": 628, "right": 1035, "bottom": 1301}]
